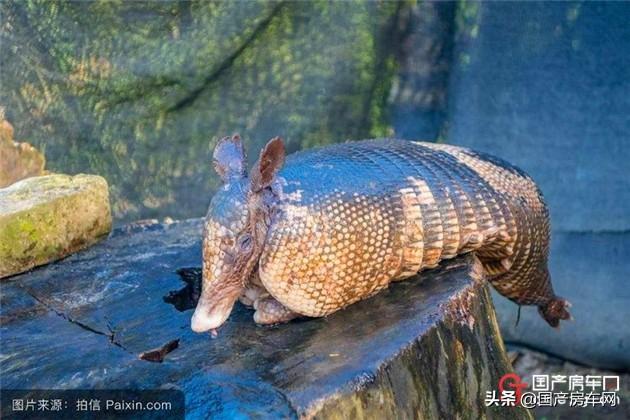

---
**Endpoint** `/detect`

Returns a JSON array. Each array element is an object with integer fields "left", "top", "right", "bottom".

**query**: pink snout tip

[{"left": 190, "top": 305, "right": 230, "bottom": 333}]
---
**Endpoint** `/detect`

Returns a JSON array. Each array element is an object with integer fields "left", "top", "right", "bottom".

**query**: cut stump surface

[{"left": 1, "top": 218, "right": 531, "bottom": 419}]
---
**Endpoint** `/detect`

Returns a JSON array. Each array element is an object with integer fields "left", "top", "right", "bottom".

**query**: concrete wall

[
  {"left": 443, "top": 2, "right": 629, "bottom": 369},
  {"left": 447, "top": 2, "right": 629, "bottom": 233}
]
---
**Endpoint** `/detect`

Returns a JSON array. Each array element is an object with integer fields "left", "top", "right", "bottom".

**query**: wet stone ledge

[{"left": 1, "top": 218, "right": 531, "bottom": 419}]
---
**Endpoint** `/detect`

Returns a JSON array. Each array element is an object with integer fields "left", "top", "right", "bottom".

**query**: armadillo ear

[
  {"left": 213, "top": 134, "right": 246, "bottom": 182},
  {"left": 250, "top": 136, "right": 285, "bottom": 193}
]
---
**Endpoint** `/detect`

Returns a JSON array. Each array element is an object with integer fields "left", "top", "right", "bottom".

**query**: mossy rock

[{"left": 0, "top": 174, "right": 112, "bottom": 278}]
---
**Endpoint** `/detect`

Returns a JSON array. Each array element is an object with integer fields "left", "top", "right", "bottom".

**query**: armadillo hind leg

[
  {"left": 425, "top": 142, "right": 571, "bottom": 327},
  {"left": 253, "top": 296, "right": 300, "bottom": 325},
  {"left": 490, "top": 264, "right": 571, "bottom": 328}
]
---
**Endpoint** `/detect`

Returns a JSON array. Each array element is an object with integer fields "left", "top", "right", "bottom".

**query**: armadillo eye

[{"left": 237, "top": 233, "right": 253, "bottom": 252}]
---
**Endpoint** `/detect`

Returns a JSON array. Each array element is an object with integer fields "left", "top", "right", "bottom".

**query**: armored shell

[{"left": 258, "top": 139, "right": 564, "bottom": 323}]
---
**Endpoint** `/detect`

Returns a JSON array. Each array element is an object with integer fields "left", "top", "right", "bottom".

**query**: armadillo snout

[{"left": 191, "top": 295, "right": 236, "bottom": 333}]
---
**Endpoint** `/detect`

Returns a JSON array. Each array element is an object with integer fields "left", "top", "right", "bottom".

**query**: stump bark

[{"left": 1, "top": 218, "right": 531, "bottom": 419}]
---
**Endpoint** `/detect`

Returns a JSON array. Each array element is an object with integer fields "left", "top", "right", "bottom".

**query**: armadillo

[{"left": 191, "top": 135, "right": 571, "bottom": 333}]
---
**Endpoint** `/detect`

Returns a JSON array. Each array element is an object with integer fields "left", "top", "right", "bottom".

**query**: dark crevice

[
  {"left": 164, "top": 267, "right": 202, "bottom": 311},
  {"left": 18, "top": 285, "right": 132, "bottom": 354},
  {"left": 390, "top": 1, "right": 458, "bottom": 140},
  {"left": 435, "top": 2, "right": 459, "bottom": 141},
  {"left": 273, "top": 386, "right": 301, "bottom": 419},
  {"left": 166, "top": 1, "right": 287, "bottom": 113},
  {"left": 104, "top": 316, "right": 125, "bottom": 350},
  {"left": 358, "top": 1, "right": 404, "bottom": 136}
]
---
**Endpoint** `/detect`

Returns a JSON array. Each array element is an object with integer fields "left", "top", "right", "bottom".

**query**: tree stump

[{"left": 1, "top": 219, "right": 531, "bottom": 419}]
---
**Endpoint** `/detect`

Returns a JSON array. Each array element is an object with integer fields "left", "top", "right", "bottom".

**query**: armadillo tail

[{"left": 538, "top": 297, "right": 572, "bottom": 328}]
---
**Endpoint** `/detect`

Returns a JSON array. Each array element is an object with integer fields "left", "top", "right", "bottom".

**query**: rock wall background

[
  {"left": 1, "top": 1, "right": 628, "bottom": 369},
  {"left": 1, "top": 1, "right": 402, "bottom": 222}
]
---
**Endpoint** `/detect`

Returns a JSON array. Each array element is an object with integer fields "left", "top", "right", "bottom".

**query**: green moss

[
  {"left": 0, "top": 1, "right": 403, "bottom": 223},
  {"left": 0, "top": 174, "right": 112, "bottom": 278}
]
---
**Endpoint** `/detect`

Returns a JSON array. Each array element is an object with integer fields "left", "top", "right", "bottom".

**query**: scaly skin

[
  {"left": 260, "top": 139, "right": 570, "bottom": 326},
  {"left": 192, "top": 137, "right": 570, "bottom": 333}
]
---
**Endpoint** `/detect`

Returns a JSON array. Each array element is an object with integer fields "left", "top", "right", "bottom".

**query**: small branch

[{"left": 138, "top": 339, "right": 180, "bottom": 363}]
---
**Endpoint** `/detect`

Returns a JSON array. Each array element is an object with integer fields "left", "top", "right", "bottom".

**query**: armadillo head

[{"left": 191, "top": 134, "right": 285, "bottom": 333}]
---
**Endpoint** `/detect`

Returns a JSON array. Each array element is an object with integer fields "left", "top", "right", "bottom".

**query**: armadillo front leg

[
  {"left": 241, "top": 270, "right": 299, "bottom": 324},
  {"left": 239, "top": 285, "right": 266, "bottom": 307},
  {"left": 239, "top": 269, "right": 269, "bottom": 307},
  {"left": 253, "top": 296, "right": 300, "bottom": 325}
]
